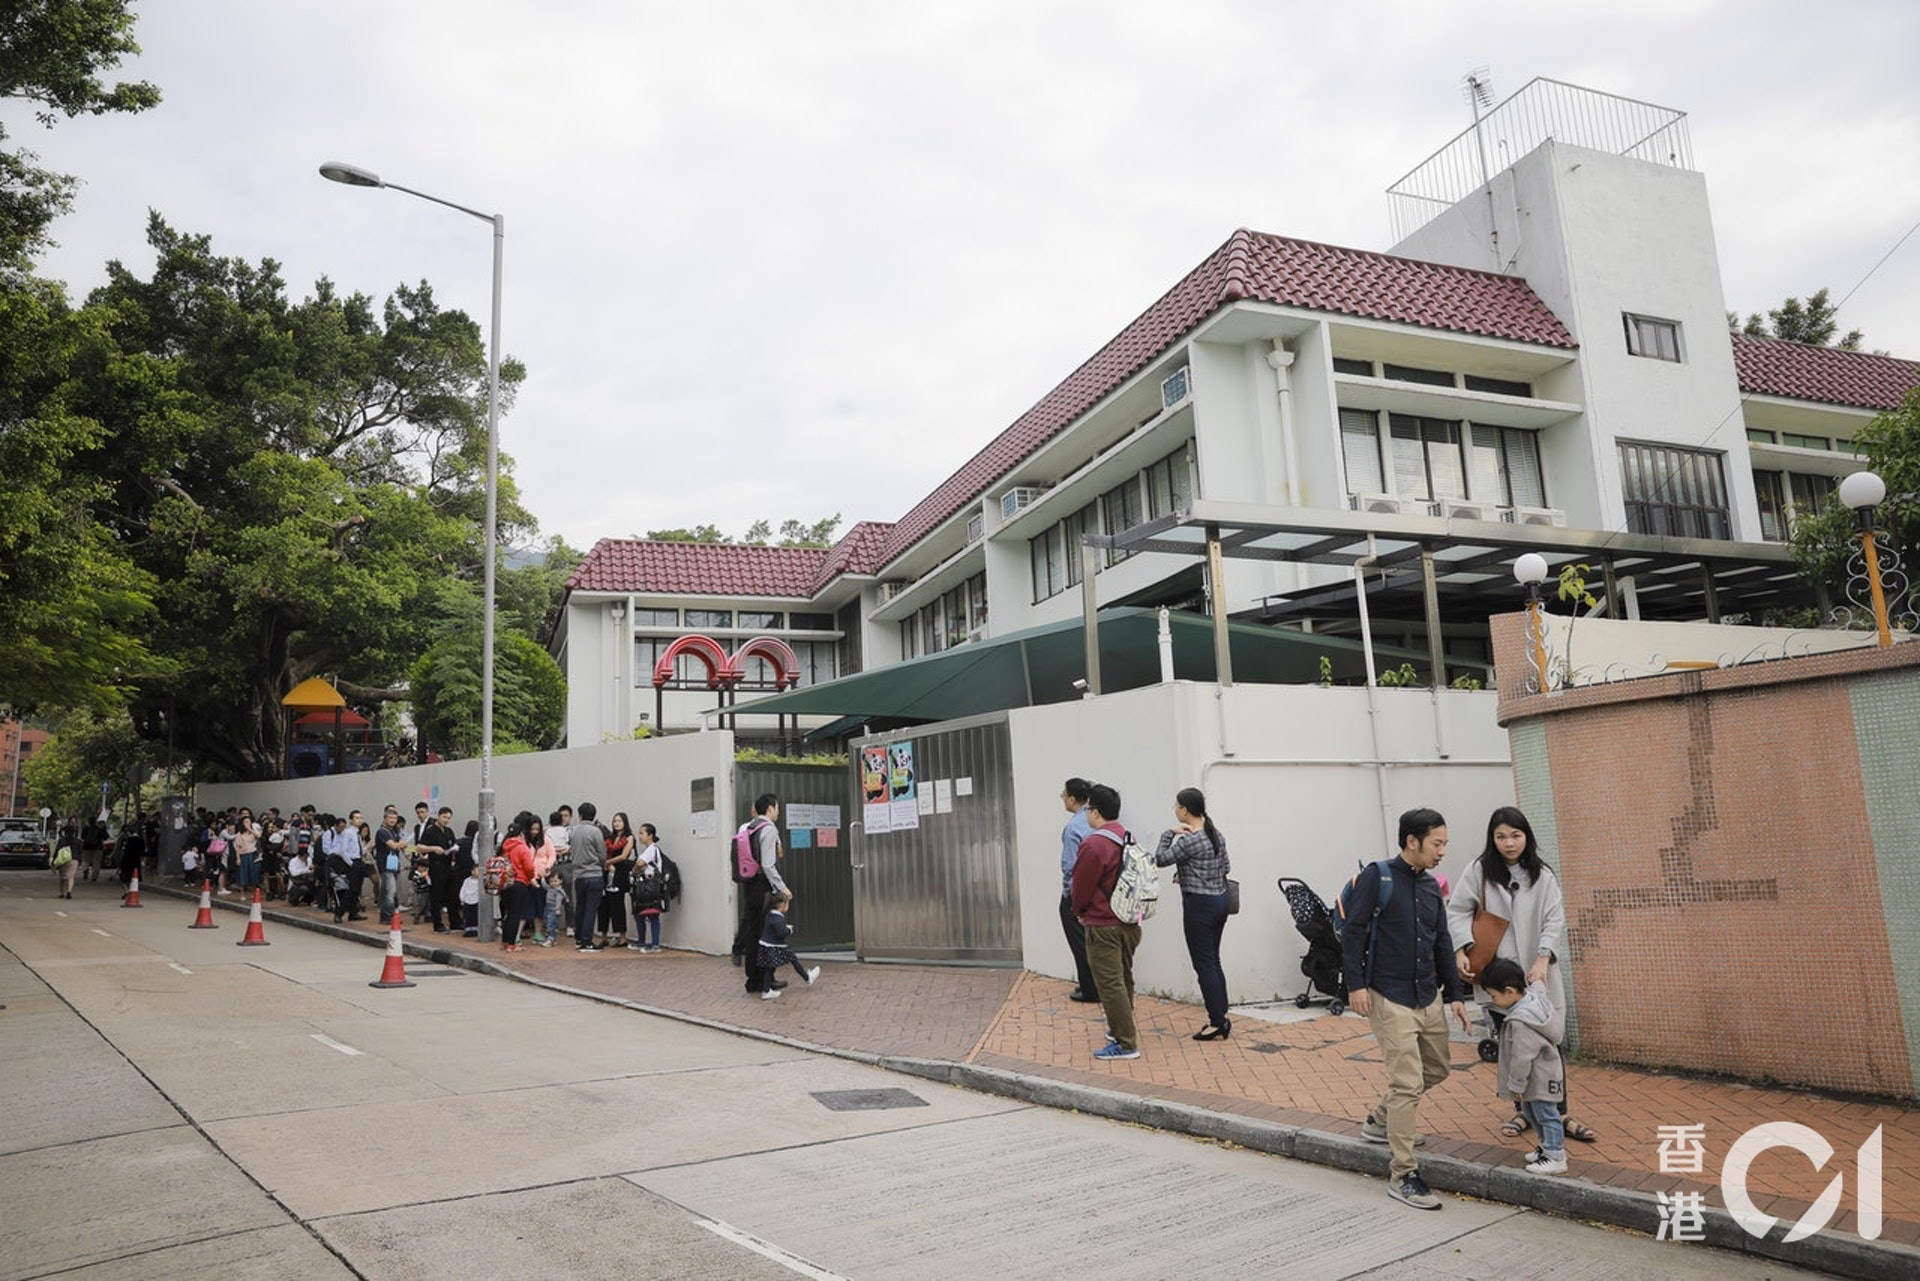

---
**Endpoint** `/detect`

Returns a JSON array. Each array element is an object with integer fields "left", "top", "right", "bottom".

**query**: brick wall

[{"left": 1493, "top": 612, "right": 1920, "bottom": 1099}]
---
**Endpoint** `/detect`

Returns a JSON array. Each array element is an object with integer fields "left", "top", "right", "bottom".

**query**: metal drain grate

[{"left": 810, "top": 1088, "right": 930, "bottom": 1112}]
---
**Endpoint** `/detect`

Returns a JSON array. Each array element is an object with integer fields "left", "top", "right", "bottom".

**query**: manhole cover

[{"left": 810, "top": 1088, "right": 930, "bottom": 1112}]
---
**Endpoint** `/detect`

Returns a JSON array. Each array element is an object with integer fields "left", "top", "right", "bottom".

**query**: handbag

[
  {"left": 1467, "top": 906, "right": 1509, "bottom": 976},
  {"left": 1224, "top": 878, "right": 1241, "bottom": 915}
]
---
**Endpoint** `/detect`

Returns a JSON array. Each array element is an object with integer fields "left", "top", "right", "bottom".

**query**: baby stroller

[{"left": 1278, "top": 877, "right": 1346, "bottom": 1015}]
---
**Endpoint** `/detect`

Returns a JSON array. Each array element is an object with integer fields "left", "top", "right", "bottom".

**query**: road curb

[{"left": 150, "top": 884, "right": 1915, "bottom": 1278}]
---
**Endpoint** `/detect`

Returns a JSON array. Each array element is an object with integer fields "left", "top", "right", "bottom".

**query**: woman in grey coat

[{"left": 1447, "top": 806, "right": 1595, "bottom": 1144}]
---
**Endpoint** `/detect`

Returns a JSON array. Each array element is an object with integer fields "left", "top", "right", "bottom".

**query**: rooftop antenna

[{"left": 1462, "top": 67, "right": 1502, "bottom": 270}]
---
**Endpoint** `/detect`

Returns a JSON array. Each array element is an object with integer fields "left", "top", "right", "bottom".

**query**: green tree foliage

[
  {"left": 643, "top": 515, "right": 842, "bottom": 547},
  {"left": 407, "top": 583, "right": 565, "bottom": 756},
  {"left": 0, "top": 276, "right": 160, "bottom": 710},
  {"left": 18, "top": 705, "right": 157, "bottom": 818},
  {"left": 1, "top": 216, "right": 534, "bottom": 780},
  {"left": 1789, "top": 386, "right": 1920, "bottom": 593},
  {"left": 497, "top": 536, "right": 584, "bottom": 641},
  {"left": 1733, "top": 288, "right": 1863, "bottom": 350},
  {"left": 0, "top": 1, "right": 161, "bottom": 272}
]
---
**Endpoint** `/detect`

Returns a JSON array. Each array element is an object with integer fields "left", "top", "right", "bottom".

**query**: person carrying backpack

[
  {"left": 732, "top": 794, "right": 788, "bottom": 994},
  {"left": 1070, "top": 784, "right": 1143, "bottom": 1062},
  {"left": 630, "top": 822, "right": 669, "bottom": 952},
  {"left": 1341, "top": 807, "right": 1472, "bottom": 1212}
]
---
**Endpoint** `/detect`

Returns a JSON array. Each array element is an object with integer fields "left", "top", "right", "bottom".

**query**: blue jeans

[
  {"left": 572, "top": 878, "right": 605, "bottom": 947},
  {"left": 378, "top": 868, "right": 401, "bottom": 920},
  {"left": 636, "top": 911, "right": 660, "bottom": 948},
  {"left": 1181, "top": 889, "right": 1232, "bottom": 1026},
  {"left": 1525, "top": 1099, "right": 1566, "bottom": 1157}
]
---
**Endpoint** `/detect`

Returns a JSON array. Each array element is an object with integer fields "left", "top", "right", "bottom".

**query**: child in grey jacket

[{"left": 1478, "top": 957, "right": 1567, "bottom": 1175}]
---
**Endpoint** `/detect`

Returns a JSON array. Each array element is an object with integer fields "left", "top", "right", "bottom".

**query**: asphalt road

[{"left": 0, "top": 873, "right": 1828, "bottom": 1280}]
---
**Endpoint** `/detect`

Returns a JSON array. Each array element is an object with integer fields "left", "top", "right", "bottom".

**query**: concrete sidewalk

[{"left": 158, "top": 884, "right": 1917, "bottom": 1279}]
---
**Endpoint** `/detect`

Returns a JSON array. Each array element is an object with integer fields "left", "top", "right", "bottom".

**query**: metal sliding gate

[
  {"left": 734, "top": 762, "right": 856, "bottom": 951},
  {"left": 850, "top": 713, "right": 1021, "bottom": 964}
]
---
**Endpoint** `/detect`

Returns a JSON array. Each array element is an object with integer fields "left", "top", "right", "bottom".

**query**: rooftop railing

[{"left": 1387, "top": 78, "right": 1693, "bottom": 244}]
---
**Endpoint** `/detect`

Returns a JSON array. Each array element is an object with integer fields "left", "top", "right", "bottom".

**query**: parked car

[{"left": 0, "top": 820, "right": 50, "bottom": 870}]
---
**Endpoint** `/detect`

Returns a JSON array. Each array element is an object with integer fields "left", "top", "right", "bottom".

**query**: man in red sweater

[{"left": 1071, "top": 783, "right": 1140, "bottom": 1061}]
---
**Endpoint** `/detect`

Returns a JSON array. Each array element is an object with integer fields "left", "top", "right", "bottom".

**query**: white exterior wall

[
  {"left": 1393, "top": 141, "right": 1757, "bottom": 539},
  {"left": 1007, "top": 681, "right": 1514, "bottom": 1006},
  {"left": 198, "top": 733, "right": 746, "bottom": 956}
]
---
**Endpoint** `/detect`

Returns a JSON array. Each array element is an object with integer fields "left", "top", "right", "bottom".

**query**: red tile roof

[
  {"left": 566, "top": 539, "right": 828, "bottom": 597},
  {"left": 874, "top": 228, "right": 1577, "bottom": 565},
  {"left": 809, "top": 520, "right": 894, "bottom": 593},
  {"left": 1731, "top": 334, "right": 1920, "bottom": 412}
]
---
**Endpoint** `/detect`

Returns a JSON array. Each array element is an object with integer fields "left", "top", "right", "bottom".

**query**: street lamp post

[
  {"left": 1514, "top": 552, "right": 1551, "bottom": 691},
  {"left": 320, "top": 162, "right": 504, "bottom": 937},
  {"left": 1839, "top": 470, "right": 1893, "bottom": 648}
]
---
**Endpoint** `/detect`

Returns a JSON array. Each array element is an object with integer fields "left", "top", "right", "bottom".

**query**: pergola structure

[{"left": 1082, "top": 498, "right": 1812, "bottom": 692}]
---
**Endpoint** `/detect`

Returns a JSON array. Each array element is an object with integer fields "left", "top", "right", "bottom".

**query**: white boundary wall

[
  {"left": 1007, "top": 681, "right": 1515, "bottom": 1007},
  {"left": 200, "top": 681, "right": 1514, "bottom": 1006},
  {"left": 197, "top": 732, "right": 743, "bottom": 955}
]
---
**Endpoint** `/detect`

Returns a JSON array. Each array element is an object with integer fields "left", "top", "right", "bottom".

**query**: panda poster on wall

[
  {"left": 887, "top": 741, "right": 919, "bottom": 831},
  {"left": 861, "top": 745, "right": 891, "bottom": 835}
]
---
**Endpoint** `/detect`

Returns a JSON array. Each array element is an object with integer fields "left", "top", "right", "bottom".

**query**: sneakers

[
  {"left": 540, "top": 936, "right": 554, "bottom": 948},
  {"left": 1387, "top": 1171, "right": 1442, "bottom": 1210},
  {"left": 803, "top": 966, "right": 821, "bottom": 985},
  {"left": 1093, "top": 1041, "right": 1141, "bottom": 1060},
  {"left": 761, "top": 987, "right": 782, "bottom": 1000},
  {"left": 1524, "top": 1150, "right": 1569, "bottom": 1176},
  {"left": 576, "top": 945, "right": 601, "bottom": 953},
  {"left": 1361, "top": 1113, "right": 1427, "bottom": 1147}
]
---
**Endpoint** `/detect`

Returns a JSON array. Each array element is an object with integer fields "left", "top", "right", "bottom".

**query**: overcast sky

[{"left": 15, "top": 1, "right": 1920, "bottom": 553}]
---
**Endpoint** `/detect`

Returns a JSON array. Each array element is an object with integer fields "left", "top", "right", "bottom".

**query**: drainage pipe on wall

[
  {"left": 1157, "top": 607, "right": 1175, "bottom": 683},
  {"left": 1267, "top": 341, "right": 1301, "bottom": 508}
]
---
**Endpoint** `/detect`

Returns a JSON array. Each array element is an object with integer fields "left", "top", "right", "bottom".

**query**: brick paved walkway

[{"left": 198, "top": 891, "right": 1918, "bottom": 1271}]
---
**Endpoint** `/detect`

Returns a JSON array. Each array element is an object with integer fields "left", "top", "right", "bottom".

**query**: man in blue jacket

[{"left": 1342, "top": 807, "right": 1470, "bottom": 1211}]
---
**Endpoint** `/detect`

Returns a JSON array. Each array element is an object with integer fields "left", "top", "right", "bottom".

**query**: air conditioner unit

[
  {"left": 999, "top": 485, "right": 1050, "bottom": 520},
  {"left": 1437, "top": 498, "right": 1499, "bottom": 522},
  {"left": 877, "top": 581, "right": 911, "bottom": 605},
  {"left": 1160, "top": 365, "right": 1192, "bottom": 411},
  {"left": 1505, "top": 505, "right": 1567, "bottom": 528},
  {"left": 1355, "top": 493, "right": 1427, "bottom": 517},
  {"left": 965, "top": 512, "right": 984, "bottom": 544}
]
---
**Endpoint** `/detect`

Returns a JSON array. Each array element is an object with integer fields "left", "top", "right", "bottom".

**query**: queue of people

[
  {"left": 149, "top": 778, "right": 1575, "bottom": 1215},
  {"left": 490, "top": 802, "right": 681, "bottom": 953},
  {"left": 174, "top": 799, "right": 681, "bottom": 946}
]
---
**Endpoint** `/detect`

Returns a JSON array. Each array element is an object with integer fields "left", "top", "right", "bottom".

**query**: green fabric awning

[{"left": 730, "top": 607, "right": 1435, "bottom": 725}]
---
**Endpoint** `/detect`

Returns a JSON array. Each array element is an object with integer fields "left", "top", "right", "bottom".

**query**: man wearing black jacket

[{"left": 1342, "top": 807, "right": 1470, "bottom": 1212}]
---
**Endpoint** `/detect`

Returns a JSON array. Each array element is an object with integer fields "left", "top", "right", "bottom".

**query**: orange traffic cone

[
  {"left": 122, "top": 868, "right": 143, "bottom": 908},
  {"left": 369, "top": 911, "right": 415, "bottom": 988},
  {"left": 189, "top": 877, "right": 218, "bottom": 928},
  {"left": 237, "top": 887, "right": 270, "bottom": 946}
]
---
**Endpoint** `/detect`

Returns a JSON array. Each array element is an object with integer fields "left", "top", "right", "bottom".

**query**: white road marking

[
  {"left": 168, "top": 963, "right": 193, "bottom": 974},
  {"left": 92, "top": 929, "right": 112, "bottom": 937},
  {"left": 696, "top": 1218, "right": 847, "bottom": 1280},
  {"left": 54, "top": 911, "right": 68, "bottom": 918},
  {"left": 311, "top": 1034, "right": 364, "bottom": 1056}
]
